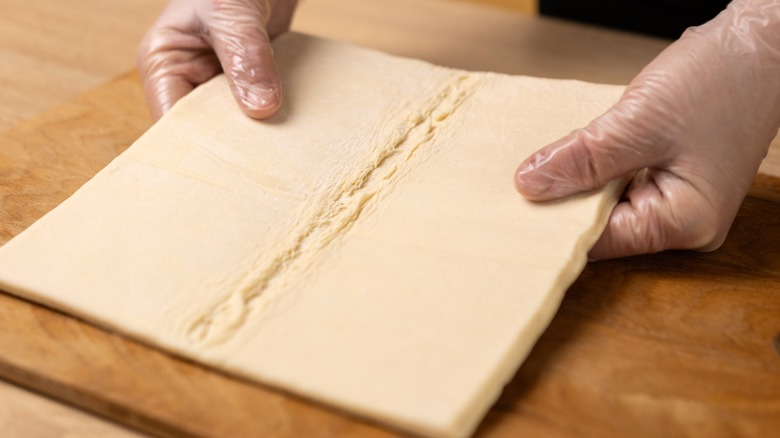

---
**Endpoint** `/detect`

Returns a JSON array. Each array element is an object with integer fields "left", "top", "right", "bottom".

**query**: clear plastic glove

[
  {"left": 138, "top": 0, "right": 298, "bottom": 120},
  {"left": 516, "top": 0, "right": 780, "bottom": 260}
]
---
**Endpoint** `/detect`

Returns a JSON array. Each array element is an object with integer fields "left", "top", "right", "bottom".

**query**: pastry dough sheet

[{"left": 0, "top": 33, "right": 624, "bottom": 437}]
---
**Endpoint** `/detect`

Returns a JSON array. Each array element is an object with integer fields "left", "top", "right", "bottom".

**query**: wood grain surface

[
  {"left": 485, "top": 191, "right": 780, "bottom": 437},
  {"left": 0, "top": 0, "right": 164, "bottom": 432},
  {"left": 1, "top": 0, "right": 779, "bottom": 436},
  {"left": 0, "top": 380, "right": 143, "bottom": 438},
  {"left": 0, "top": 0, "right": 165, "bottom": 131}
]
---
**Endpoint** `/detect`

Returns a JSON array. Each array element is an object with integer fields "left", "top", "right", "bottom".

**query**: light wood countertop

[{"left": 0, "top": 0, "right": 777, "bottom": 436}]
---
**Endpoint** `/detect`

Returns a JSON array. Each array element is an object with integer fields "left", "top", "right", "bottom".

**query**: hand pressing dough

[{"left": 0, "top": 33, "right": 624, "bottom": 437}]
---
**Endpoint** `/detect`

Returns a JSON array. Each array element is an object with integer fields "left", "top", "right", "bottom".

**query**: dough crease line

[{"left": 184, "top": 74, "right": 482, "bottom": 347}]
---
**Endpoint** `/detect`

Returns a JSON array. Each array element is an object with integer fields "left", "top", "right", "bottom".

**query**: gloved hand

[
  {"left": 516, "top": 0, "right": 780, "bottom": 260},
  {"left": 138, "top": 0, "right": 298, "bottom": 121}
]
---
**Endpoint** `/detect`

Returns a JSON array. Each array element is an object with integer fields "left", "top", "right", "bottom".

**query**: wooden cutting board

[{"left": 0, "top": 70, "right": 779, "bottom": 437}]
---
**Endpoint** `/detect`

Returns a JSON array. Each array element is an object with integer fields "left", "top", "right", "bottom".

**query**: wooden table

[{"left": 1, "top": 0, "right": 778, "bottom": 436}]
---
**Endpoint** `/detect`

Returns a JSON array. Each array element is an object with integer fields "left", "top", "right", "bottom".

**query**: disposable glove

[
  {"left": 516, "top": 0, "right": 780, "bottom": 260},
  {"left": 138, "top": 0, "right": 298, "bottom": 120}
]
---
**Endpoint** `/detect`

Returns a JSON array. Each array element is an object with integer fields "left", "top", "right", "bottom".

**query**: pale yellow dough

[{"left": 0, "top": 33, "right": 624, "bottom": 437}]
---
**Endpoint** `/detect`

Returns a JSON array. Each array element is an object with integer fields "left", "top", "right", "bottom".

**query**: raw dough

[{"left": 0, "top": 33, "right": 624, "bottom": 437}]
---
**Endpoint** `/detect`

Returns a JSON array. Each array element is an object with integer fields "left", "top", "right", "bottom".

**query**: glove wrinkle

[
  {"left": 138, "top": 0, "right": 297, "bottom": 121},
  {"left": 518, "top": 0, "right": 780, "bottom": 259}
]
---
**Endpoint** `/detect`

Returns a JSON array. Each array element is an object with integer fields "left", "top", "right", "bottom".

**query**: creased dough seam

[{"left": 185, "top": 74, "right": 483, "bottom": 347}]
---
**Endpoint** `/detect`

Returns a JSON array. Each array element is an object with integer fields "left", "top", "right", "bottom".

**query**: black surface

[{"left": 539, "top": 0, "right": 730, "bottom": 39}]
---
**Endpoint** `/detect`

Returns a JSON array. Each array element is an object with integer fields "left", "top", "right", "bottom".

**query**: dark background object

[{"left": 540, "top": 0, "right": 731, "bottom": 39}]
